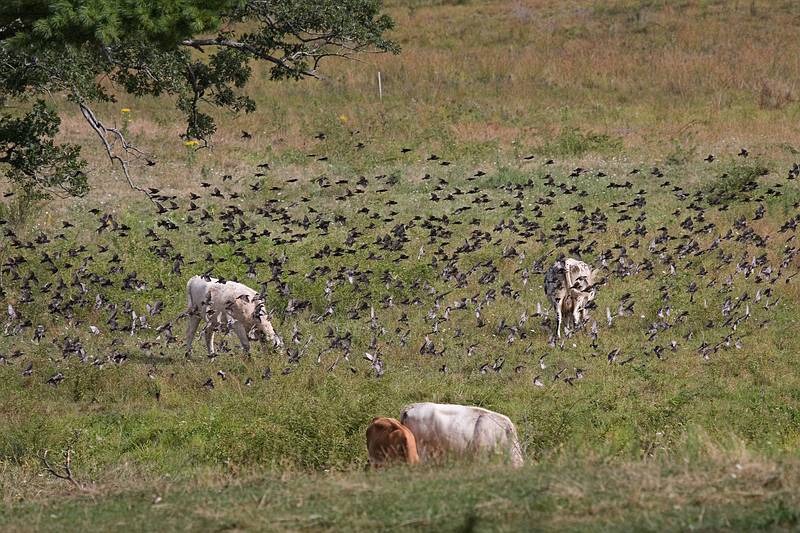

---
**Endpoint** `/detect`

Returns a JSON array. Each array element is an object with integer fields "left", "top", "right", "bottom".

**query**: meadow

[{"left": 3, "top": 0, "right": 800, "bottom": 531}]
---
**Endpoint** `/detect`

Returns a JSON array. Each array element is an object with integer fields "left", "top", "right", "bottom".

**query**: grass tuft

[
  {"left": 705, "top": 159, "right": 770, "bottom": 205},
  {"left": 538, "top": 128, "right": 623, "bottom": 158}
]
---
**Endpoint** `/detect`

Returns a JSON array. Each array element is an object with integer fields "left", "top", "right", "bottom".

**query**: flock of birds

[{"left": 1, "top": 139, "right": 800, "bottom": 393}]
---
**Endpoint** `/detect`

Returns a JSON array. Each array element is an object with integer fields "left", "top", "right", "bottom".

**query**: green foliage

[
  {"left": 1, "top": 0, "right": 234, "bottom": 47},
  {"left": 0, "top": 0, "right": 397, "bottom": 195},
  {"left": 664, "top": 141, "right": 696, "bottom": 166},
  {"left": 0, "top": 100, "right": 87, "bottom": 198},
  {"left": 539, "top": 127, "right": 623, "bottom": 157},
  {"left": 705, "top": 160, "right": 770, "bottom": 205}
]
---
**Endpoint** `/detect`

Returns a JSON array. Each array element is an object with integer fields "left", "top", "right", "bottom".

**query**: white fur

[
  {"left": 186, "top": 276, "right": 280, "bottom": 354},
  {"left": 400, "top": 402, "right": 523, "bottom": 467}
]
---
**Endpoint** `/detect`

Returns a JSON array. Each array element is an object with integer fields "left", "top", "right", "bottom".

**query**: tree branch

[
  {"left": 78, "top": 102, "right": 157, "bottom": 205},
  {"left": 39, "top": 449, "right": 85, "bottom": 490},
  {"left": 180, "top": 38, "right": 320, "bottom": 78}
]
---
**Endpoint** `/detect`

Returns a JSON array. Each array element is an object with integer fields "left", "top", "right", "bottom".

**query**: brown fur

[{"left": 366, "top": 417, "right": 419, "bottom": 467}]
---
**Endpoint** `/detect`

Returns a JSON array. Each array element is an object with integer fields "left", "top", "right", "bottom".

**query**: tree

[{"left": 0, "top": 0, "right": 397, "bottom": 199}]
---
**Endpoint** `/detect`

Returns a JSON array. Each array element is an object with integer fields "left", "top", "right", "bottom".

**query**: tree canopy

[{"left": 0, "top": 0, "right": 397, "bottom": 198}]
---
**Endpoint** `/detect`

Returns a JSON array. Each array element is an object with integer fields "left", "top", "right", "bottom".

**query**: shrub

[
  {"left": 704, "top": 160, "right": 769, "bottom": 205},
  {"left": 539, "top": 128, "right": 622, "bottom": 157}
]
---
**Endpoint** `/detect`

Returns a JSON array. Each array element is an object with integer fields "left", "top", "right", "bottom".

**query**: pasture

[{"left": 3, "top": 0, "right": 800, "bottom": 530}]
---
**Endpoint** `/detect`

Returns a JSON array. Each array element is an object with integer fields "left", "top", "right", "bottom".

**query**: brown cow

[{"left": 366, "top": 417, "right": 420, "bottom": 467}]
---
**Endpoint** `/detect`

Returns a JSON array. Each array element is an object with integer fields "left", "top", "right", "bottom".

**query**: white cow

[
  {"left": 544, "top": 257, "right": 598, "bottom": 338},
  {"left": 186, "top": 275, "right": 281, "bottom": 355},
  {"left": 399, "top": 403, "right": 524, "bottom": 467}
]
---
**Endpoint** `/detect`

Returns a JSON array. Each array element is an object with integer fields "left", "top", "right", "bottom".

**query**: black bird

[{"left": 46, "top": 372, "right": 64, "bottom": 386}]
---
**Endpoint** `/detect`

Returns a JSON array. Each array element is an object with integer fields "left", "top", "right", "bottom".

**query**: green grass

[
  {"left": 3, "top": 455, "right": 800, "bottom": 531},
  {"left": 537, "top": 128, "right": 623, "bottom": 158},
  {"left": 3, "top": 152, "right": 800, "bottom": 529},
  {"left": 704, "top": 159, "right": 771, "bottom": 205},
  {"left": 5, "top": 1, "right": 800, "bottom": 530}
]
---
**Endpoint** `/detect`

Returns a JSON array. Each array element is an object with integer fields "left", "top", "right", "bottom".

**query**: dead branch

[
  {"left": 39, "top": 448, "right": 85, "bottom": 490},
  {"left": 78, "top": 102, "right": 158, "bottom": 206}
]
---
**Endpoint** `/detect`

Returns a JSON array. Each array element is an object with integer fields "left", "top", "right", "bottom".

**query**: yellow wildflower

[
  {"left": 338, "top": 114, "right": 348, "bottom": 123},
  {"left": 121, "top": 108, "right": 131, "bottom": 113},
  {"left": 184, "top": 139, "right": 200, "bottom": 147}
]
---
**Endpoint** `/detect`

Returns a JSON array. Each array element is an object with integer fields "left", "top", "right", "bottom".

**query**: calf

[
  {"left": 544, "top": 257, "right": 598, "bottom": 338},
  {"left": 366, "top": 417, "right": 419, "bottom": 467},
  {"left": 186, "top": 275, "right": 281, "bottom": 355},
  {"left": 400, "top": 403, "right": 523, "bottom": 467}
]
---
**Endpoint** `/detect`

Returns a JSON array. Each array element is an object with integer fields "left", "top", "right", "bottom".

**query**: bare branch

[
  {"left": 78, "top": 102, "right": 158, "bottom": 206},
  {"left": 39, "top": 449, "right": 85, "bottom": 490}
]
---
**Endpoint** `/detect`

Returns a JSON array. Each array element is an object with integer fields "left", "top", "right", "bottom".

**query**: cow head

[{"left": 252, "top": 301, "right": 282, "bottom": 347}]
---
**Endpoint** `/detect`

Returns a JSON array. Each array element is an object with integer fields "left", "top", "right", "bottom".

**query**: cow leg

[
  {"left": 572, "top": 291, "right": 587, "bottom": 332},
  {"left": 563, "top": 297, "right": 577, "bottom": 337},
  {"left": 204, "top": 327, "right": 216, "bottom": 355},
  {"left": 417, "top": 440, "right": 441, "bottom": 464},
  {"left": 233, "top": 322, "right": 251, "bottom": 353},
  {"left": 469, "top": 415, "right": 490, "bottom": 460},
  {"left": 564, "top": 303, "right": 572, "bottom": 337},
  {"left": 204, "top": 314, "right": 218, "bottom": 355},
  {"left": 186, "top": 312, "right": 201, "bottom": 354},
  {"left": 555, "top": 302, "right": 563, "bottom": 338},
  {"left": 367, "top": 449, "right": 380, "bottom": 468}
]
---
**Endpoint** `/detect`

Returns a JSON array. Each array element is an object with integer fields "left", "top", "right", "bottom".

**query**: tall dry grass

[{"left": 20, "top": 0, "right": 797, "bottom": 210}]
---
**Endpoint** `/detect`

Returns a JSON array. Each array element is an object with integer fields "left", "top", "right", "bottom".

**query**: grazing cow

[
  {"left": 399, "top": 403, "right": 524, "bottom": 467},
  {"left": 544, "top": 257, "right": 598, "bottom": 338},
  {"left": 186, "top": 275, "right": 281, "bottom": 354},
  {"left": 366, "top": 417, "right": 419, "bottom": 467}
]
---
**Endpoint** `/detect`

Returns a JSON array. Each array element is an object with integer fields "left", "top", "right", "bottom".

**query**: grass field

[{"left": 3, "top": 0, "right": 800, "bottom": 531}]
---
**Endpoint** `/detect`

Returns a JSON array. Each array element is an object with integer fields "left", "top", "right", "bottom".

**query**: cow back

[{"left": 401, "top": 403, "right": 523, "bottom": 466}]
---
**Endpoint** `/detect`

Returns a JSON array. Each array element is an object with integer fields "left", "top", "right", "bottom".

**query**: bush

[
  {"left": 539, "top": 128, "right": 622, "bottom": 157},
  {"left": 664, "top": 142, "right": 696, "bottom": 167},
  {"left": 705, "top": 160, "right": 769, "bottom": 205}
]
